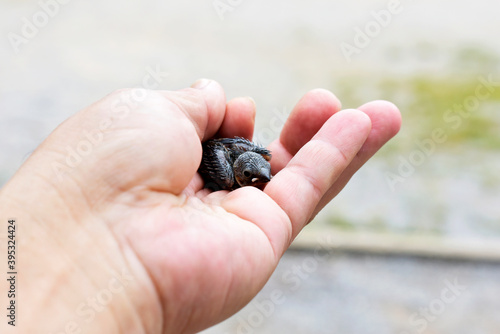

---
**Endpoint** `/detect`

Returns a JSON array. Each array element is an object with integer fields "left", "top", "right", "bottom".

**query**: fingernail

[
  {"left": 191, "top": 78, "right": 212, "bottom": 90},
  {"left": 243, "top": 96, "right": 256, "bottom": 108}
]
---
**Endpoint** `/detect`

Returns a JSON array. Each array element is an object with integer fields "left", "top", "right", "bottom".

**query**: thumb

[{"left": 162, "top": 79, "right": 227, "bottom": 141}]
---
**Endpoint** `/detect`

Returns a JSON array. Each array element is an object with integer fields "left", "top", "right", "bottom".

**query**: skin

[{"left": 0, "top": 79, "right": 401, "bottom": 334}]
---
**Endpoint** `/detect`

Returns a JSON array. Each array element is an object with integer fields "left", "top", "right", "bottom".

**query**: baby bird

[{"left": 198, "top": 137, "right": 272, "bottom": 191}]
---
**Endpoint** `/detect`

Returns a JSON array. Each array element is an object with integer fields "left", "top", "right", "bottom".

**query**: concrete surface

[{"left": 202, "top": 249, "right": 500, "bottom": 334}]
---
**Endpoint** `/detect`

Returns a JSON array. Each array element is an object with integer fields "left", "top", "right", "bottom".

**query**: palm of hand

[{"left": 30, "top": 80, "right": 400, "bottom": 334}]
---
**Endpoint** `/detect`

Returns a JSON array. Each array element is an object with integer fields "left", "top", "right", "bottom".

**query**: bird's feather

[{"left": 198, "top": 137, "right": 272, "bottom": 191}]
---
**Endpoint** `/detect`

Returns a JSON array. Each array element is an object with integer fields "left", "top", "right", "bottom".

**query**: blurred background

[{"left": 1, "top": 0, "right": 499, "bottom": 333}]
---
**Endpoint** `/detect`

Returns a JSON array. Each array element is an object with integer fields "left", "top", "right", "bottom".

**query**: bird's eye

[{"left": 243, "top": 170, "right": 251, "bottom": 178}]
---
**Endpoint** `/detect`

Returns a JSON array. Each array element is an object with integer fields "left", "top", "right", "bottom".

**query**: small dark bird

[{"left": 198, "top": 137, "right": 272, "bottom": 191}]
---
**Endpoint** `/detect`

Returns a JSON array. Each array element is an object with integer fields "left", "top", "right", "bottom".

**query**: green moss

[
  {"left": 368, "top": 217, "right": 391, "bottom": 233},
  {"left": 454, "top": 45, "right": 499, "bottom": 73},
  {"left": 331, "top": 44, "right": 500, "bottom": 155},
  {"left": 328, "top": 215, "right": 357, "bottom": 231},
  {"left": 325, "top": 214, "right": 446, "bottom": 236},
  {"left": 327, "top": 215, "right": 393, "bottom": 234},
  {"left": 335, "top": 72, "right": 500, "bottom": 154}
]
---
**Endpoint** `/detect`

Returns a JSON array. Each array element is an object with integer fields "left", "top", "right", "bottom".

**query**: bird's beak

[{"left": 259, "top": 168, "right": 271, "bottom": 182}]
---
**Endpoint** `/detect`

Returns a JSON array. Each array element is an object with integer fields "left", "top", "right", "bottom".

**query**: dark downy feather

[
  {"left": 198, "top": 140, "right": 235, "bottom": 191},
  {"left": 218, "top": 137, "right": 271, "bottom": 161}
]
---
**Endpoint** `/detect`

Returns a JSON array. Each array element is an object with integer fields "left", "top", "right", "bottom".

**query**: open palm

[{"left": 9, "top": 80, "right": 400, "bottom": 334}]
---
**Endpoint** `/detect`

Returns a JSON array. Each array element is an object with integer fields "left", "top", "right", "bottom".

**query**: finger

[
  {"left": 216, "top": 97, "right": 256, "bottom": 139},
  {"left": 268, "top": 89, "right": 341, "bottom": 174},
  {"left": 311, "top": 100, "right": 402, "bottom": 217},
  {"left": 183, "top": 174, "right": 205, "bottom": 196},
  {"left": 221, "top": 186, "right": 292, "bottom": 260},
  {"left": 280, "top": 89, "right": 342, "bottom": 154},
  {"left": 151, "top": 79, "right": 226, "bottom": 193},
  {"left": 163, "top": 79, "right": 227, "bottom": 141},
  {"left": 265, "top": 109, "right": 372, "bottom": 239}
]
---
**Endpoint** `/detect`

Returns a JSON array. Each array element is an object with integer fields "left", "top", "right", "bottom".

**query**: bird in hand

[{"left": 198, "top": 137, "right": 272, "bottom": 191}]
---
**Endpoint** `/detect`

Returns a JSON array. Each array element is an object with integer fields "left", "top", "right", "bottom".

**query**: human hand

[{"left": 0, "top": 79, "right": 400, "bottom": 334}]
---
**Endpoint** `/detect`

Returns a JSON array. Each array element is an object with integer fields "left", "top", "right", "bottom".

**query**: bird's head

[{"left": 233, "top": 152, "right": 272, "bottom": 188}]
